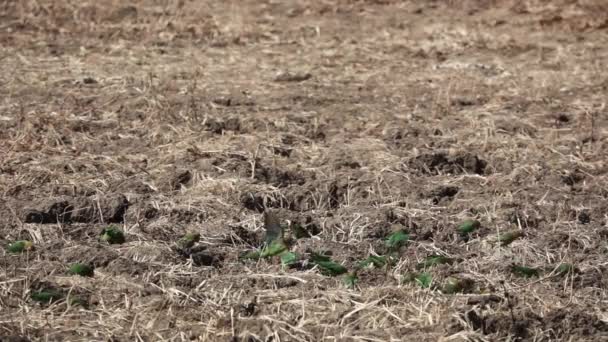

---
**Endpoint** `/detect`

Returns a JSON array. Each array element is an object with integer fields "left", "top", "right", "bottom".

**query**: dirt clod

[
  {"left": 191, "top": 252, "right": 221, "bottom": 267},
  {"left": 205, "top": 118, "right": 241, "bottom": 134},
  {"left": 562, "top": 169, "right": 585, "bottom": 186},
  {"left": 169, "top": 170, "right": 192, "bottom": 190},
  {"left": 428, "top": 185, "right": 459, "bottom": 204},
  {"left": 273, "top": 71, "right": 312, "bottom": 82},
  {"left": 408, "top": 152, "right": 487, "bottom": 175},
  {"left": 72, "top": 195, "right": 129, "bottom": 223},
  {"left": 0, "top": 336, "right": 31, "bottom": 342},
  {"left": 23, "top": 200, "right": 71, "bottom": 224},
  {"left": 23, "top": 195, "right": 128, "bottom": 224}
]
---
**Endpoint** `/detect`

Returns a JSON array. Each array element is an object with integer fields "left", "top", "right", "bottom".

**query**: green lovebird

[{"left": 177, "top": 232, "right": 201, "bottom": 249}]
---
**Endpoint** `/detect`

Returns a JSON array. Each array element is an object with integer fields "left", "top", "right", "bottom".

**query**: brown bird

[{"left": 263, "top": 210, "right": 283, "bottom": 244}]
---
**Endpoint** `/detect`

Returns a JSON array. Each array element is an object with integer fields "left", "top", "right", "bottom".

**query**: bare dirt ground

[{"left": 2, "top": 0, "right": 608, "bottom": 341}]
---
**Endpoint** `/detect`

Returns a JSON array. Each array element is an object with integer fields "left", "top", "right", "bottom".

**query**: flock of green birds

[{"left": 5, "top": 213, "right": 576, "bottom": 305}]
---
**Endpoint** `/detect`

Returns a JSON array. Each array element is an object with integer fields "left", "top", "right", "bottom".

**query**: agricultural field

[{"left": 2, "top": 0, "right": 608, "bottom": 341}]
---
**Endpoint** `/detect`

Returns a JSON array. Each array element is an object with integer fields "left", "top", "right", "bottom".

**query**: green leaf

[
  {"left": 315, "top": 260, "right": 348, "bottom": 276},
  {"left": 358, "top": 255, "right": 388, "bottom": 268},
  {"left": 31, "top": 289, "right": 63, "bottom": 304},
  {"left": 385, "top": 230, "right": 409, "bottom": 250},
  {"left": 68, "top": 263, "right": 94, "bottom": 277},
  {"left": 511, "top": 265, "right": 540, "bottom": 278},
  {"left": 7, "top": 240, "right": 34, "bottom": 254},
  {"left": 177, "top": 232, "right": 201, "bottom": 249},
  {"left": 343, "top": 273, "right": 358, "bottom": 288},
  {"left": 264, "top": 211, "right": 283, "bottom": 244},
  {"left": 415, "top": 272, "right": 433, "bottom": 288},
  {"left": 498, "top": 230, "right": 523, "bottom": 246},
  {"left": 457, "top": 220, "right": 480, "bottom": 235},
  {"left": 280, "top": 251, "right": 298, "bottom": 266},
  {"left": 260, "top": 240, "right": 288, "bottom": 258},
  {"left": 240, "top": 250, "right": 261, "bottom": 260},
  {"left": 100, "top": 227, "right": 126, "bottom": 244},
  {"left": 441, "top": 277, "right": 475, "bottom": 294},
  {"left": 416, "top": 255, "right": 453, "bottom": 269}
]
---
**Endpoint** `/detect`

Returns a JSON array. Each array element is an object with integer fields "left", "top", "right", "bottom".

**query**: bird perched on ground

[
  {"left": 264, "top": 210, "right": 283, "bottom": 245},
  {"left": 177, "top": 232, "right": 201, "bottom": 250}
]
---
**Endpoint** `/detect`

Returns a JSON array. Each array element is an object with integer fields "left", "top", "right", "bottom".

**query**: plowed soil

[{"left": 2, "top": 1, "right": 608, "bottom": 341}]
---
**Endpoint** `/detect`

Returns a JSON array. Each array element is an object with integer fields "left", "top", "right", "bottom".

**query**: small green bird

[
  {"left": 177, "top": 232, "right": 201, "bottom": 249},
  {"left": 100, "top": 227, "right": 126, "bottom": 244},
  {"left": 7, "top": 240, "right": 34, "bottom": 253}
]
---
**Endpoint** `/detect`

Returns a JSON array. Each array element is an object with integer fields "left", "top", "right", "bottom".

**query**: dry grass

[{"left": 2, "top": 0, "right": 608, "bottom": 341}]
